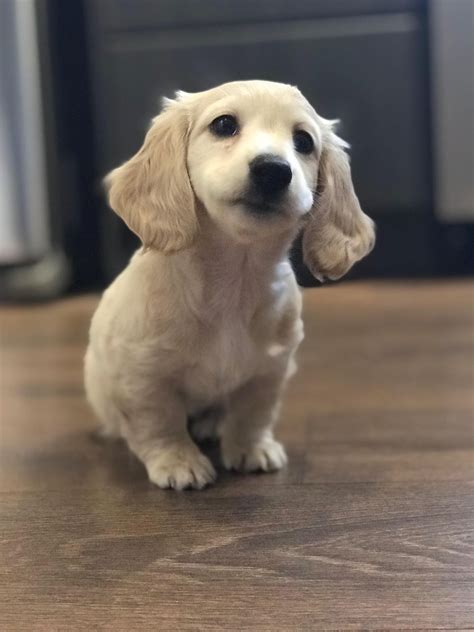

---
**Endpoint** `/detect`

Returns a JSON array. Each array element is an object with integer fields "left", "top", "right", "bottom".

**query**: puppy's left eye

[
  {"left": 293, "top": 130, "right": 314, "bottom": 154},
  {"left": 210, "top": 115, "right": 239, "bottom": 137}
]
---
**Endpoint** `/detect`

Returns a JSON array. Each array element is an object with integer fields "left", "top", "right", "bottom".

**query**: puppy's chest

[{"left": 182, "top": 316, "right": 260, "bottom": 404}]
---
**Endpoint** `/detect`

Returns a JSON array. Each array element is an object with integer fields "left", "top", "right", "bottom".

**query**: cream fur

[{"left": 85, "top": 80, "right": 375, "bottom": 490}]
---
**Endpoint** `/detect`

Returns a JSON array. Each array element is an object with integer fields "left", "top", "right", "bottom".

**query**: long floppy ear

[
  {"left": 303, "top": 124, "right": 375, "bottom": 281},
  {"left": 105, "top": 97, "right": 198, "bottom": 252}
]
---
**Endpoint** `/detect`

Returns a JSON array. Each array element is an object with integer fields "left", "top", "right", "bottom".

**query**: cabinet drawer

[{"left": 90, "top": 0, "right": 425, "bottom": 31}]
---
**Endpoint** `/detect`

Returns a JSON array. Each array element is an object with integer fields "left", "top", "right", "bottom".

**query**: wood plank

[{"left": 1, "top": 483, "right": 473, "bottom": 629}]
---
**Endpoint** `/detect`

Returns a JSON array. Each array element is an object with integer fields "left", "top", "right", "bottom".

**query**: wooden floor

[{"left": 0, "top": 281, "right": 473, "bottom": 630}]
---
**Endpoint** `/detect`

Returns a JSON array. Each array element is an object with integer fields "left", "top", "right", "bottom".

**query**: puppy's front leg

[
  {"left": 221, "top": 370, "right": 289, "bottom": 473},
  {"left": 123, "top": 388, "right": 216, "bottom": 490}
]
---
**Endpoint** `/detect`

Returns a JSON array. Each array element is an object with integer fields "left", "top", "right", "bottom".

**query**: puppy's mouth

[{"left": 231, "top": 195, "right": 286, "bottom": 217}]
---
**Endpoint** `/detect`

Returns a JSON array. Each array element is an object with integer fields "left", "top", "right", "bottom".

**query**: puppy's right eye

[
  {"left": 210, "top": 115, "right": 239, "bottom": 137},
  {"left": 293, "top": 130, "right": 315, "bottom": 154}
]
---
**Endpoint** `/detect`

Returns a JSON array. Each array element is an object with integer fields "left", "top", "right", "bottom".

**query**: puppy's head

[{"left": 106, "top": 80, "right": 375, "bottom": 277}]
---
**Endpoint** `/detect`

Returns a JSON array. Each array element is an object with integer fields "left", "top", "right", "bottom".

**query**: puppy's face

[
  {"left": 106, "top": 80, "right": 375, "bottom": 280},
  {"left": 187, "top": 83, "right": 320, "bottom": 242}
]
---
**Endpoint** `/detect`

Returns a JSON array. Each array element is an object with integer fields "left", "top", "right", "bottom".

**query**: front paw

[
  {"left": 145, "top": 443, "right": 216, "bottom": 490},
  {"left": 222, "top": 435, "right": 288, "bottom": 473}
]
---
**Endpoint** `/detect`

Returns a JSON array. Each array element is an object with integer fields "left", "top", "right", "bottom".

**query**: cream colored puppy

[{"left": 84, "top": 80, "right": 375, "bottom": 490}]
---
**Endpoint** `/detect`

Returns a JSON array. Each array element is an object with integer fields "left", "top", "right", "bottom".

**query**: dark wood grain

[{"left": 0, "top": 281, "right": 473, "bottom": 630}]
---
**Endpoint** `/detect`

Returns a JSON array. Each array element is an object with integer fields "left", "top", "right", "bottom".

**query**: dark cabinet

[{"left": 85, "top": 0, "right": 433, "bottom": 281}]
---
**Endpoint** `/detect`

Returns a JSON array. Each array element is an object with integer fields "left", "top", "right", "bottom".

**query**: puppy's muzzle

[{"left": 249, "top": 154, "right": 292, "bottom": 200}]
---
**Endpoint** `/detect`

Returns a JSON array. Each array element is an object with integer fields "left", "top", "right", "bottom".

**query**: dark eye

[
  {"left": 293, "top": 130, "right": 314, "bottom": 154},
  {"left": 210, "top": 114, "right": 239, "bottom": 137}
]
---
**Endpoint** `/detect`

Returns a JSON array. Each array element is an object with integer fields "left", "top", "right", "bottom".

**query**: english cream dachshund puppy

[{"left": 85, "top": 80, "right": 375, "bottom": 490}]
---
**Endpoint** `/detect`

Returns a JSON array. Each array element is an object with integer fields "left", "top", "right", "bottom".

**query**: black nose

[{"left": 249, "top": 154, "right": 292, "bottom": 198}]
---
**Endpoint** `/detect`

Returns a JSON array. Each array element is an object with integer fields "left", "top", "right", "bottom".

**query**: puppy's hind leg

[
  {"left": 189, "top": 405, "right": 224, "bottom": 443},
  {"left": 84, "top": 347, "right": 122, "bottom": 439},
  {"left": 122, "top": 386, "right": 216, "bottom": 490}
]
